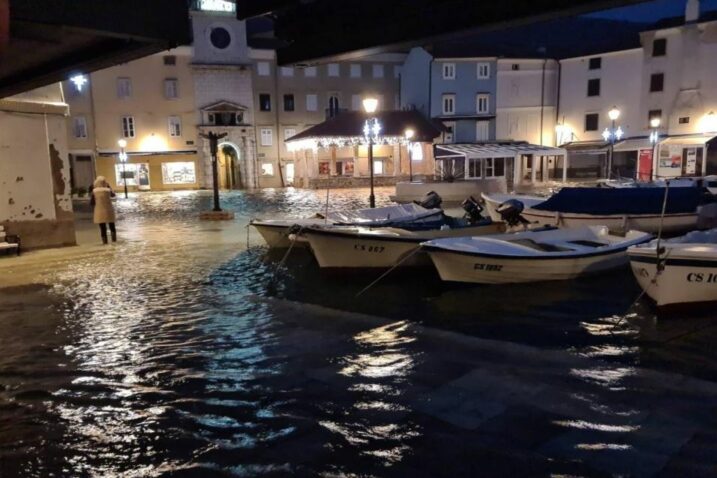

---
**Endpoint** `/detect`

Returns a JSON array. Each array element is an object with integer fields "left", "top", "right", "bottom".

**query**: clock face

[{"left": 210, "top": 27, "right": 231, "bottom": 49}]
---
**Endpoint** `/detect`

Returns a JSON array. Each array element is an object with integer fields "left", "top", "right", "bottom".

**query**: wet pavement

[{"left": 2, "top": 188, "right": 717, "bottom": 477}]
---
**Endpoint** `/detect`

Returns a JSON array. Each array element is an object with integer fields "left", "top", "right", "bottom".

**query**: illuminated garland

[{"left": 286, "top": 136, "right": 410, "bottom": 152}]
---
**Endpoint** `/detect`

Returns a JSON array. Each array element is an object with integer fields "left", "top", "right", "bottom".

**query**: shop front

[
  {"left": 96, "top": 152, "right": 201, "bottom": 191},
  {"left": 655, "top": 136, "right": 717, "bottom": 179}
]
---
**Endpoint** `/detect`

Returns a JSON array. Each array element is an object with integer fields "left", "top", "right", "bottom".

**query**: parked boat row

[{"left": 250, "top": 186, "right": 717, "bottom": 309}]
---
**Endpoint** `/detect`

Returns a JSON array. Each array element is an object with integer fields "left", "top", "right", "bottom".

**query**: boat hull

[
  {"left": 481, "top": 193, "right": 545, "bottom": 222},
  {"left": 520, "top": 208, "right": 697, "bottom": 235},
  {"left": 304, "top": 223, "right": 504, "bottom": 269},
  {"left": 629, "top": 250, "right": 717, "bottom": 307},
  {"left": 252, "top": 222, "right": 310, "bottom": 248},
  {"left": 426, "top": 247, "right": 631, "bottom": 284}
]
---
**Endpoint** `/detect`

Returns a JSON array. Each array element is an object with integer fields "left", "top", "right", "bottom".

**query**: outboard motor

[
  {"left": 496, "top": 199, "right": 530, "bottom": 227},
  {"left": 461, "top": 196, "right": 484, "bottom": 224},
  {"left": 416, "top": 191, "right": 443, "bottom": 210}
]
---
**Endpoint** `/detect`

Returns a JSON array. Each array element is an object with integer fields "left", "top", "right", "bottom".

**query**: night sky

[{"left": 588, "top": 0, "right": 717, "bottom": 22}]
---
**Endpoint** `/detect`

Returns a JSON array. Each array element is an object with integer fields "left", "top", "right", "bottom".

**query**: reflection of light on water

[
  {"left": 578, "top": 344, "right": 639, "bottom": 358},
  {"left": 554, "top": 420, "right": 639, "bottom": 433},
  {"left": 322, "top": 320, "right": 421, "bottom": 466},
  {"left": 570, "top": 366, "right": 637, "bottom": 388},
  {"left": 576, "top": 443, "right": 632, "bottom": 450}
]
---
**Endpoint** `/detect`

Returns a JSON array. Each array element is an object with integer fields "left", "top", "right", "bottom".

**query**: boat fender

[
  {"left": 554, "top": 211, "right": 562, "bottom": 226},
  {"left": 621, "top": 215, "right": 629, "bottom": 232}
]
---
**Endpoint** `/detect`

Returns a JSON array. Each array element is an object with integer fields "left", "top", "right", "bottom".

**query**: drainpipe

[
  {"left": 428, "top": 57, "right": 434, "bottom": 122},
  {"left": 555, "top": 60, "right": 562, "bottom": 145},
  {"left": 274, "top": 61, "right": 285, "bottom": 187},
  {"left": 540, "top": 58, "right": 546, "bottom": 146}
]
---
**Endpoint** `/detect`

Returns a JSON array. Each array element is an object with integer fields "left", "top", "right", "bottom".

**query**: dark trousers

[{"left": 99, "top": 223, "right": 116, "bottom": 244}]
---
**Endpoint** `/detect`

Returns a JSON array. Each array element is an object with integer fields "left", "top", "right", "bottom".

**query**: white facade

[{"left": 495, "top": 59, "right": 559, "bottom": 146}]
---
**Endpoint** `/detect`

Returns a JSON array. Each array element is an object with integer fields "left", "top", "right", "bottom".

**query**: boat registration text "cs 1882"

[{"left": 474, "top": 263, "right": 503, "bottom": 271}]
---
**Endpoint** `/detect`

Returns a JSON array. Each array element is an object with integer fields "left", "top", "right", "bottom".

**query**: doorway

[
  {"left": 285, "top": 162, "right": 295, "bottom": 185},
  {"left": 219, "top": 142, "right": 244, "bottom": 189}
]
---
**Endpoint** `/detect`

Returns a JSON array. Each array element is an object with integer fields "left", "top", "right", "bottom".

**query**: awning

[
  {"left": 613, "top": 138, "right": 653, "bottom": 152},
  {"left": 435, "top": 142, "right": 566, "bottom": 160},
  {"left": 562, "top": 140, "right": 608, "bottom": 154},
  {"left": 661, "top": 135, "right": 716, "bottom": 147}
]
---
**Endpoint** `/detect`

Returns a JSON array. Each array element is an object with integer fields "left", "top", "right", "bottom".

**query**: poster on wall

[
  {"left": 685, "top": 148, "right": 697, "bottom": 175},
  {"left": 161, "top": 162, "right": 196, "bottom": 185}
]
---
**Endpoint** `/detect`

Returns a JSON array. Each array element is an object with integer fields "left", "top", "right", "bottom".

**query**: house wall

[
  {"left": 0, "top": 85, "right": 75, "bottom": 249},
  {"left": 400, "top": 47, "right": 433, "bottom": 116},
  {"left": 496, "top": 59, "right": 559, "bottom": 145}
]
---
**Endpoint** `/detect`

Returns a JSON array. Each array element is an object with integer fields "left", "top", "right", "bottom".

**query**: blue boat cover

[{"left": 531, "top": 187, "right": 701, "bottom": 215}]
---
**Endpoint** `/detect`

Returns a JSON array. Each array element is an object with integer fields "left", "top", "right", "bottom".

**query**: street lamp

[
  {"left": 602, "top": 106, "right": 623, "bottom": 179},
  {"left": 117, "top": 139, "right": 128, "bottom": 198},
  {"left": 405, "top": 128, "right": 415, "bottom": 182},
  {"left": 649, "top": 117, "right": 661, "bottom": 181},
  {"left": 363, "top": 97, "right": 380, "bottom": 208}
]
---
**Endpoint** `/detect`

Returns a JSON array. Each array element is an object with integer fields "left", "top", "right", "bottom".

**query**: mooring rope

[{"left": 355, "top": 247, "right": 424, "bottom": 298}]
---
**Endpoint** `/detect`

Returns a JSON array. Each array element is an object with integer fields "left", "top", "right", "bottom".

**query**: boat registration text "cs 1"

[
  {"left": 687, "top": 272, "right": 717, "bottom": 283},
  {"left": 474, "top": 263, "right": 503, "bottom": 272},
  {"left": 354, "top": 244, "right": 385, "bottom": 253}
]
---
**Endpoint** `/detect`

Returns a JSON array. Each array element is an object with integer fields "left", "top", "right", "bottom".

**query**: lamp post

[
  {"left": 602, "top": 106, "right": 623, "bottom": 179},
  {"left": 200, "top": 131, "right": 228, "bottom": 212},
  {"left": 405, "top": 128, "right": 415, "bottom": 183},
  {"left": 362, "top": 97, "right": 380, "bottom": 208},
  {"left": 117, "top": 139, "right": 128, "bottom": 198},
  {"left": 649, "top": 117, "right": 661, "bottom": 181}
]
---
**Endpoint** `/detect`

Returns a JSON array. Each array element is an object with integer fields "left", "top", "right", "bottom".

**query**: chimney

[{"left": 685, "top": 0, "right": 700, "bottom": 23}]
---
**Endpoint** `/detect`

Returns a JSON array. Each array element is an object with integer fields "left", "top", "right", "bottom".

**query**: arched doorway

[{"left": 218, "top": 142, "right": 243, "bottom": 189}]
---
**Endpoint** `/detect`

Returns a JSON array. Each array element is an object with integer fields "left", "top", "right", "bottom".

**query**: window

[
  {"left": 280, "top": 66, "right": 294, "bottom": 77},
  {"left": 372, "top": 64, "right": 384, "bottom": 78},
  {"left": 318, "top": 162, "right": 330, "bottom": 175},
  {"left": 304, "top": 66, "right": 317, "bottom": 77},
  {"left": 284, "top": 128, "right": 296, "bottom": 141},
  {"left": 476, "top": 121, "right": 490, "bottom": 141},
  {"left": 468, "top": 158, "right": 482, "bottom": 178},
  {"left": 587, "top": 78, "right": 600, "bottom": 97},
  {"left": 259, "top": 93, "right": 271, "bottom": 112},
  {"left": 161, "top": 162, "right": 196, "bottom": 184},
  {"left": 442, "top": 94, "right": 455, "bottom": 115},
  {"left": 257, "top": 62, "right": 270, "bottom": 76},
  {"left": 442, "top": 63, "right": 455, "bottom": 79},
  {"left": 117, "top": 77, "right": 132, "bottom": 99},
  {"left": 327, "top": 63, "right": 339, "bottom": 77},
  {"left": 306, "top": 94, "right": 318, "bottom": 112},
  {"left": 350, "top": 64, "right": 361, "bottom": 78},
  {"left": 260, "top": 128, "right": 273, "bottom": 146},
  {"left": 163, "top": 55, "right": 176, "bottom": 66},
  {"left": 283, "top": 94, "right": 295, "bottom": 112},
  {"left": 444, "top": 122, "right": 455, "bottom": 143},
  {"left": 261, "top": 163, "right": 275, "bottom": 176},
  {"left": 164, "top": 78, "right": 178, "bottom": 99},
  {"left": 121, "top": 116, "right": 135, "bottom": 138},
  {"left": 485, "top": 157, "right": 505, "bottom": 177},
  {"left": 653, "top": 38, "right": 667, "bottom": 57},
  {"left": 650, "top": 73, "right": 664, "bottom": 92},
  {"left": 411, "top": 142, "right": 423, "bottom": 161},
  {"left": 648, "top": 109, "right": 662, "bottom": 124},
  {"left": 351, "top": 94, "right": 361, "bottom": 111},
  {"left": 72, "top": 116, "right": 87, "bottom": 138},
  {"left": 584, "top": 113, "right": 599, "bottom": 132},
  {"left": 476, "top": 94, "right": 489, "bottom": 114},
  {"left": 114, "top": 163, "right": 147, "bottom": 186},
  {"left": 477, "top": 62, "right": 490, "bottom": 79},
  {"left": 335, "top": 161, "right": 344, "bottom": 176},
  {"left": 679, "top": 117, "right": 690, "bottom": 124},
  {"left": 209, "top": 27, "right": 231, "bottom": 49},
  {"left": 208, "top": 111, "right": 240, "bottom": 126},
  {"left": 589, "top": 57, "right": 602, "bottom": 70},
  {"left": 394, "top": 65, "right": 402, "bottom": 78},
  {"left": 168, "top": 116, "right": 181, "bottom": 137},
  {"left": 373, "top": 159, "right": 384, "bottom": 175},
  {"left": 511, "top": 64, "right": 520, "bottom": 71}
]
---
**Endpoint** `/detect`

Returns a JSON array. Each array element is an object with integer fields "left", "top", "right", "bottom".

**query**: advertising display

[
  {"left": 161, "top": 162, "right": 196, "bottom": 185},
  {"left": 685, "top": 148, "right": 697, "bottom": 175},
  {"left": 637, "top": 149, "right": 653, "bottom": 181}
]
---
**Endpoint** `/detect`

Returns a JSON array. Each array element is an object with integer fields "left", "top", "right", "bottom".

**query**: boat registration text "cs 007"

[
  {"left": 474, "top": 263, "right": 503, "bottom": 271},
  {"left": 354, "top": 244, "right": 385, "bottom": 253}
]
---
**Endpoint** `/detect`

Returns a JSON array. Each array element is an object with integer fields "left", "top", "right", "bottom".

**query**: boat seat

[
  {"left": 507, "top": 239, "right": 573, "bottom": 252},
  {"left": 567, "top": 239, "right": 608, "bottom": 248}
]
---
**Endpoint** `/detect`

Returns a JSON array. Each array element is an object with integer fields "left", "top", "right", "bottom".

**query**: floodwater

[{"left": 2, "top": 188, "right": 717, "bottom": 477}]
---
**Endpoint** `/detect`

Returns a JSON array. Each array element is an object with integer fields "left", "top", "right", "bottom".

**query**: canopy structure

[
  {"left": 435, "top": 142, "right": 568, "bottom": 184},
  {"left": 562, "top": 140, "right": 609, "bottom": 155},
  {"left": 613, "top": 137, "right": 654, "bottom": 152},
  {"left": 285, "top": 110, "right": 443, "bottom": 152}
]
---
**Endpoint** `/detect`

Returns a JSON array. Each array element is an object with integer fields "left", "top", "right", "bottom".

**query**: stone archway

[{"left": 218, "top": 141, "right": 244, "bottom": 189}]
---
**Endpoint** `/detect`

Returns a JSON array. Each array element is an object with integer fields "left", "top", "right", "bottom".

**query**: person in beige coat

[{"left": 90, "top": 176, "right": 117, "bottom": 244}]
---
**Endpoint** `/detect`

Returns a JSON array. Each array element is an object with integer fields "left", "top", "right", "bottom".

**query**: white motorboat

[
  {"left": 483, "top": 187, "right": 702, "bottom": 234},
  {"left": 422, "top": 226, "right": 653, "bottom": 284},
  {"left": 301, "top": 218, "right": 505, "bottom": 269},
  {"left": 481, "top": 192, "right": 545, "bottom": 222},
  {"left": 628, "top": 229, "right": 717, "bottom": 308},
  {"left": 250, "top": 202, "right": 444, "bottom": 248}
]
